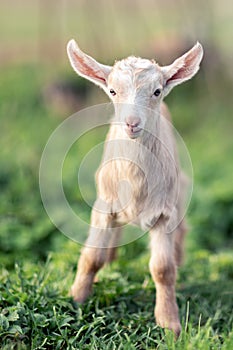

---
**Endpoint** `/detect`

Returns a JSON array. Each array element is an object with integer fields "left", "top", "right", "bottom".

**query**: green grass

[
  {"left": 0, "top": 62, "right": 232, "bottom": 349},
  {"left": 1, "top": 246, "right": 233, "bottom": 349}
]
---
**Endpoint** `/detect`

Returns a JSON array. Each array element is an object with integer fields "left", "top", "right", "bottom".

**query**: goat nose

[{"left": 126, "top": 116, "right": 140, "bottom": 128}]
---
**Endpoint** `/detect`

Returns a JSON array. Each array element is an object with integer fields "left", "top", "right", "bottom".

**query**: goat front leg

[
  {"left": 71, "top": 204, "right": 118, "bottom": 303},
  {"left": 149, "top": 219, "right": 181, "bottom": 336}
]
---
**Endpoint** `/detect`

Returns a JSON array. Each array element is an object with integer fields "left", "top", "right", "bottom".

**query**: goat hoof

[
  {"left": 157, "top": 318, "right": 181, "bottom": 338},
  {"left": 70, "top": 285, "right": 90, "bottom": 304},
  {"left": 155, "top": 307, "right": 181, "bottom": 338}
]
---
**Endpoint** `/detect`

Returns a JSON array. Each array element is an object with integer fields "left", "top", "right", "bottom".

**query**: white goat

[{"left": 67, "top": 39, "right": 203, "bottom": 336}]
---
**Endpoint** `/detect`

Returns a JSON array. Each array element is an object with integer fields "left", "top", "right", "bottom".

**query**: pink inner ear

[
  {"left": 167, "top": 51, "right": 197, "bottom": 83},
  {"left": 73, "top": 51, "right": 106, "bottom": 83},
  {"left": 167, "top": 66, "right": 189, "bottom": 83}
]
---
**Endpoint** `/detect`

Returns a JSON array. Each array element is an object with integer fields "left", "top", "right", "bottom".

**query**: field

[{"left": 0, "top": 1, "right": 233, "bottom": 349}]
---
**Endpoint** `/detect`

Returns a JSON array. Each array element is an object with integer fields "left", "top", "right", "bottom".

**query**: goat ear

[
  {"left": 67, "top": 39, "right": 112, "bottom": 89},
  {"left": 161, "top": 42, "right": 203, "bottom": 96}
]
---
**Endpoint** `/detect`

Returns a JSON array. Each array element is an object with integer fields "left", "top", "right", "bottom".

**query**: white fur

[{"left": 67, "top": 40, "right": 203, "bottom": 336}]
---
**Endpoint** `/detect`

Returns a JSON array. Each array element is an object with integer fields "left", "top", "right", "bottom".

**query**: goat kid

[{"left": 67, "top": 40, "right": 203, "bottom": 336}]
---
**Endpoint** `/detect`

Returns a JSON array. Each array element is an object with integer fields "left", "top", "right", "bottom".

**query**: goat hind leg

[
  {"left": 105, "top": 226, "right": 122, "bottom": 263},
  {"left": 174, "top": 219, "right": 187, "bottom": 267}
]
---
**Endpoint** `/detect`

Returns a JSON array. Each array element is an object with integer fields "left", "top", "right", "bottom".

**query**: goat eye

[
  {"left": 153, "top": 89, "right": 161, "bottom": 97},
  {"left": 110, "top": 89, "right": 116, "bottom": 96}
]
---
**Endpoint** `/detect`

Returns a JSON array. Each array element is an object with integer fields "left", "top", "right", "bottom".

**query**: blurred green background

[
  {"left": 0, "top": 0, "right": 233, "bottom": 347},
  {"left": 1, "top": 0, "right": 232, "bottom": 265}
]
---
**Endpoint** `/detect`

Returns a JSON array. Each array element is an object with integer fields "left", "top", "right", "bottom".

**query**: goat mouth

[{"left": 125, "top": 128, "right": 142, "bottom": 139}]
